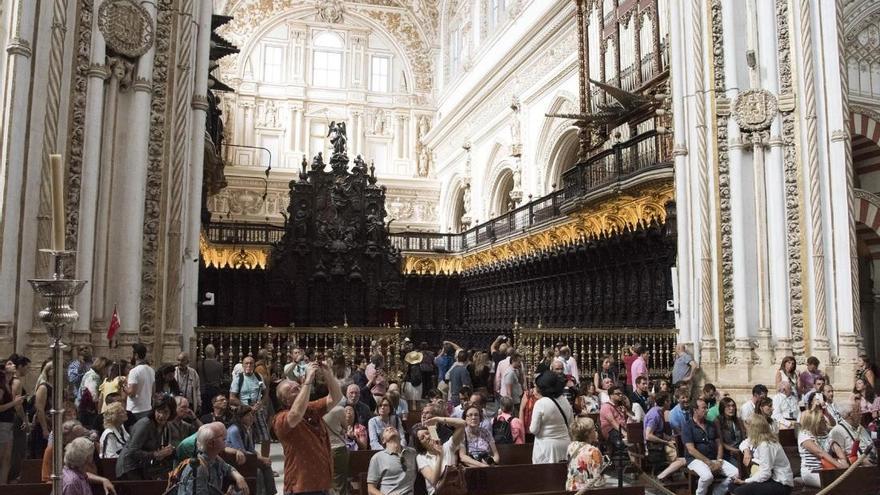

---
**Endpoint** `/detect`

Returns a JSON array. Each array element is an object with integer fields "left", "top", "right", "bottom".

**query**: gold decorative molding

[
  {"left": 199, "top": 235, "right": 270, "bottom": 269},
  {"left": 403, "top": 181, "right": 675, "bottom": 274}
]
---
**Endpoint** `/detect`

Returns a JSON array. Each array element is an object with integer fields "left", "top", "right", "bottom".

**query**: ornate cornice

[
  {"left": 402, "top": 181, "right": 675, "bottom": 274},
  {"left": 199, "top": 235, "right": 270, "bottom": 269}
]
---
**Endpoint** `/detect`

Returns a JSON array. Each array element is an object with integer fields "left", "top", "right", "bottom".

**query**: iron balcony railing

[
  {"left": 204, "top": 221, "right": 285, "bottom": 245},
  {"left": 203, "top": 131, "right": 671, "bottom": 255}
]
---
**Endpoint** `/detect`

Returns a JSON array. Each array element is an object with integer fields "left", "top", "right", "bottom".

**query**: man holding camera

[{"left": 275, "top": 361, "right": 343, "bottom": 495}]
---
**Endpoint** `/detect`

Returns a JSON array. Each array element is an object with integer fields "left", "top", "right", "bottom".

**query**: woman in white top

[
  {"left": 99, "top": 402, "right": 130, "bottom": 458},
  {"left": 530, "top": 370, "right": 573, "bottom": 463},
  {"left": 412, "top": 416, "right": 466, "bottom": 495},
  {"left": 775, "top": 357, "right": 799, "bottom": 400},
  {"left": 797, "top": 407, "right": 848, "bottom": 488},
  {"left": 732, "top": 415, "right": 793, "bottom": 495}
]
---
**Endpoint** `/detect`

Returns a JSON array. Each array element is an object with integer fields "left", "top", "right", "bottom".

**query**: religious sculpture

[
  {"left": 328, "top": 121, "right": 348, "bottom": 156},
  {"left": 373, "top": 109, "right": 387, "bottom": 135}
]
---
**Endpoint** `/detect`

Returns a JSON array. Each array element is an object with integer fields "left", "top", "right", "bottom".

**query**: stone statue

[
  {"left": 418, "top": 146, "right": 430, "bottom": 177},
  {"left": 463, "top": 182, "right": 472, "bottom": 213},
  {"left": 418, "top": 115, "right": 430, "bottom": 140},
  {"left": 328, "top": 121, "right": 347, "bottom": 156},
  {"left": 373, "top": 109, "right": 386, "bottom": 135},
  {"left": 264, "top": 100, "right": 279, "bottom": 127}
]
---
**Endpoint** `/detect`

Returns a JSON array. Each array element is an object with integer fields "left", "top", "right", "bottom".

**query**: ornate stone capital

[
  {"left": 191, "top": 94, "right": 209, "bottom": 111},
  {"left": 87, "top": 64, "right": 111, "bottom": 79},
  {"left": 131, "top": 77, "right": 152, "bottom": 93},
  {"left": 98, "top": 0, "right": 155, "bottom": 59},
  {"left": 6, "top": 38, "right": 32, "bottom": 57}
]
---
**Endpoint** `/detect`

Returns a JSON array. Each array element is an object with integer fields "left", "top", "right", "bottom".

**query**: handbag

[{"left": 434, "top": 465, "right": 467, "bottom": 495}]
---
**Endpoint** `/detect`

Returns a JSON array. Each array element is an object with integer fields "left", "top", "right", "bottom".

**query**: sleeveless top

[{"left": 0, "top": 385, "right": 14, "bottom": 423}]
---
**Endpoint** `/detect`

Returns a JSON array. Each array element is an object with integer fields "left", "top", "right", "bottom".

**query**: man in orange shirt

[{"left": 274, "top": 361, "right": 343, "bottom": 495}]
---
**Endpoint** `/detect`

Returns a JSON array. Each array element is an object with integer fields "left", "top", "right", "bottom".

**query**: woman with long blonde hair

[
  {"left": 732, "top": 415, "right": 793, "bottom": 494},
  {"left": 796, "top": 407, "right": 847, "bottom": 487}
]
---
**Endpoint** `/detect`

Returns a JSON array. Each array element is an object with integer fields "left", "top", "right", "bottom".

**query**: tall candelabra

[{"left": 29, "top": 250, "right": 87, "bottom": 495}]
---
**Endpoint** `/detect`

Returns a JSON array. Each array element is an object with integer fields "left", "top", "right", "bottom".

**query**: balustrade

[
  {"left": 512, "top": 326, "right": 678, "bottom": 383},
  {"left": 195, "top": 326, "right": 408, "bottom": 378}
]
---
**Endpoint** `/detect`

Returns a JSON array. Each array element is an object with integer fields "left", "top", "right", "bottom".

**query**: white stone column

[
  {"left": 106, "top": 0, "right": 158, "bottom": 335},
  {"left": 819, "top": 0, "right": 859, "bottom": 364},
  {"left": 669, "top": 0, "right": 694, "bottom": 350},
  {"left": 182, "top": 0, "right": 213, "bottom": 352},
  {"left": 74, "top": 0, "right": 109, "bottom": 337},
  {"left": 242, "top": 101, "right": 255, "bottom": 146},
  {"left": 0, "top": 0, "right": 37, "bottom": 348},
  {"left": 756, "top": 0, "right": 792, "bottom": 362},
  {"left": 303, "top": 115, "right": 312, "bottom": 158}
]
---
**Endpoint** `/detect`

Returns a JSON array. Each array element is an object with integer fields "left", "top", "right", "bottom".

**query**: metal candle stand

[{"left": 29, "top": 249, "right": 87, "bottom": 495}]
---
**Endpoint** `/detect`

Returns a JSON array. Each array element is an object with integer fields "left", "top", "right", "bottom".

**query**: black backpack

[
  {"left": 492, "top": 415, "right": 514, "bottom": 444},
  {"left": 408, "top": 364, "right": 422, "bottom": 387}
]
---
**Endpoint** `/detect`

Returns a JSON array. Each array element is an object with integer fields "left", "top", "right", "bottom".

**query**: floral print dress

[{"left": 566, "top": 441, "right": 606, "bottom": 490}]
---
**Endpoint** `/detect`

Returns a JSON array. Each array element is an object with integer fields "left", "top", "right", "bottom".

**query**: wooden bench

[
  {"left": 20, "top": 458, "right": 43, "bottom": 483},
  {"left": 348, "top": 449, "right": 379, "bottom": 495},
  {"left": 461, "top": 462, "right": 568, "bottom": 495},
  {"left": 11, "top": 480, "right": 168, "bottom": 495},
  {"left": 96, "top": 457, "right": 117, "bottom": 480},
  {"left": 818, "top": 465, "right": 880, "bottom": 493},
  {"left": 497, "top": 443, "right": 533, "bottom": 465}
]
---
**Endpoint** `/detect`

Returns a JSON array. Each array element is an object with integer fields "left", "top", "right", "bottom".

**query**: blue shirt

[
  {"left": 435, "top": 355, "right": 453, "bottom": 383},
  {"left": 680, "top": 417, "right": 719, "bottom": 463},
  {"left": 669, "top": 404, "right": 689, "bottom": 432},
  {"left": 225, "top": 424, "right": 255, "bottom": 453}
]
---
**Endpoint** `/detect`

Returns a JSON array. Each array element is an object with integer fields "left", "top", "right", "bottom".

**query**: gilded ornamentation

[
  {"left": 402, "top": 182, "right": 675, "bottom": 273},
  {"left": 200, "top": 236, "right": 270, "bottom": 269},
  {"left": 98, "top": 0, "right": 155, "bottom": 58},
  {"left": 732, "top": 89, "right": 778, "bottom": 132}
]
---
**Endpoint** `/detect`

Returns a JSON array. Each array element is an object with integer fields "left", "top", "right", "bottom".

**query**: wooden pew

[
  {"left": 818, "top": 465, "right": 880, "bottom": 493},
  {"left": 462, "top": 463, "right": 568, "bottom": 495},
  {"left": 497, "top": 443, "right": 533, "bottom": 465},
  {"left": 348, "top": 449, "right": 379, "bottom": 495},
  {"left": 10, "top": 480, "right": 168, "bottom": 495},
  {"left": 778, "top": 428, "right": 798, "bottom": 447},
  {"left": 96, "top": 457, "right": 117, "bottom": 480},
  {"left": 19, "top": 458, "right": 43, "bottom": 483}
]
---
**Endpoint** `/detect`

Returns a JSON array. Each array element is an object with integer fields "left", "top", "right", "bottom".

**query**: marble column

[
  {"left": 303, "top": 115, "right": 312, "bottom": 159},
  {"left": 0, "top": 0, "right": 37, "bottom": 350},
  {"left": 106, "top": 0, "right": 158, "bottom": 336},
  {"left": 182, "top": 0, "right": 213, "bottom": 353},
  {"left": 75, "top": 0, "right": 109, "bottom": 341}
]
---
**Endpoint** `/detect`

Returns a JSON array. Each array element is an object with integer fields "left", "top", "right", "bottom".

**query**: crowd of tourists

[{"left": 0, "top": 337, "right": 877, "bottom": 495}]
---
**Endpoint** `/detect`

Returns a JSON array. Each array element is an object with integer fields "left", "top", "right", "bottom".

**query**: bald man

[
  {"left": 344, "top": 383, "right": 373, "bottom": 426},
  {"left": 275, "top": 362, "right": 343, "bottom": 495},
  {"left": 178, "top": 422, "right": 248, "bottom": 495},
  {"left": 175, "top": 352, "right": 201, "bottom": 413}
]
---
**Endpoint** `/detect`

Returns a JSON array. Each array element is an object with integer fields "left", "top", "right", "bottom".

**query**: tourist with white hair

[
  {"left": 63, "top": 437, "right": 101, "bottom": 495},
  {"left": 771, "top": 381, "right": 799, "bottom": 429},
  {"left": 177, "top": 422, "right": 249, "bottom": 495},
  {"left": 828, "top": 400, "right": 876, "bottom": 465}
]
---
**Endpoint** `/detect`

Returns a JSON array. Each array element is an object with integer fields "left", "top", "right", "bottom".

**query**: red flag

[{"left": 107, "top": 304, "right": 120, "bottom": 341}]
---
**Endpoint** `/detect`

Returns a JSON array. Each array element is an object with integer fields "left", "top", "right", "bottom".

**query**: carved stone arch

[
  {"left": 441, "top": 175, "right": 468, "bottom": 233},
  {"left": 851, "top": 110, "right": 880, "bottom": 192},
  {"left": 223, "top": 3, "right": 425, "bottom": 92},
  {"left": 487, "top": 165, "right": 515, "bottom": 217},
  {"left": 537, "top": 91, "right": 579, "bottom": 192}
]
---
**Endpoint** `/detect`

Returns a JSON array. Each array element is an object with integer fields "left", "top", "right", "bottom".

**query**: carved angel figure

[{"left": 328, "top": 121, "right": 347, "bottom": 156}]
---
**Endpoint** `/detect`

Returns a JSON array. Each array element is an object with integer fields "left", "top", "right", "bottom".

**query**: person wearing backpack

[
  {"left": 229, "top": 356, "right": 271, "bottom": 458},
  {"left": 403, "top": 351, "right": 424, "bottom": 401},
  {"left": 493, "top": 396, "right": 524, "bottom": 444}
]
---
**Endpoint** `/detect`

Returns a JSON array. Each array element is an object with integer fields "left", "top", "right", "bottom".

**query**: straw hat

[{"left": 404, "top": 351, "right": 424, "bottom": 365}]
